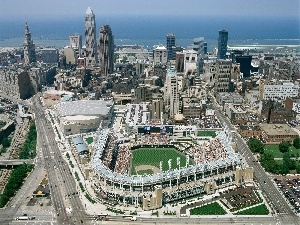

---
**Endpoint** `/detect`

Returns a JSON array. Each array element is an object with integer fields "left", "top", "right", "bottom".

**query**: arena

[{"left": 90, "top": 124, "right": 251, "bottom": 210}]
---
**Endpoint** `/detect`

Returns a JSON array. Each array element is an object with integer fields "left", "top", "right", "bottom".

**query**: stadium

[{"left": 90, "top": 124, "right": 252, "bottom": 210}]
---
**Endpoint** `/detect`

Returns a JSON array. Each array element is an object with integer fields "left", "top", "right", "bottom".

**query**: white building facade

[
  {"left": 153, "top": 45, "right": 167, "bottom": 65},
  {"left": 261, "top": 81, "right": 299, "bottom": 102}
]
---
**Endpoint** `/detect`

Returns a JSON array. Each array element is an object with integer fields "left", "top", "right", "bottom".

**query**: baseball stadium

[{"left": 91, "top": 124, "right": 252, "bottom": 210}]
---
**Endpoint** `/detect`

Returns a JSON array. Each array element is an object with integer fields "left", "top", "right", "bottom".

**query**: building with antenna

[{"left": 23, "top": 22, "right": 36, "bottom": 65}]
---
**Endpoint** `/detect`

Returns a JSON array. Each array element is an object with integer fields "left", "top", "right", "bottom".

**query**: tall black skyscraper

[
  {"left": 98, "top": 25, "right": 114, "bottom": 76},
  {"left": 166, "top": 33, "right": 175, "bottom": 60},
  {"left": 217, "top": 30, "right": 228, "bottom": 59}
]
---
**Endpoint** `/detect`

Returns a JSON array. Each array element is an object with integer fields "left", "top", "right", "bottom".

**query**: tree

[
  {"left": 260, "top": 153, "right": 278, "bottom": 174},
  {"left": 293, "top": 137, "right": 300, "bottom": 149},
  {"left": 283, "top": 152, "right": 297, "bottom": 170},
  {"left": 279, "top": 141, "right": 290, "bottom": 153},
  {"left": 296, "top": 164, "right": 300, "bottom": 174},
  {"left": 1, "top": 138, "right": 11, "bottom": 148},
  {"left": 247, "top": 138, "right": 264, "bottom": 154},
  {"left": 279, "top": 163, "right": 289, "bottom": 175}
]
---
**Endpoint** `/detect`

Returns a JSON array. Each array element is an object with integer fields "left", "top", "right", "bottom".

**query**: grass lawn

[
  {"left": 85, "top": 137, "right": 93, "bottom": 145},
  {"left": 131, "top": 148, "right": 190, "bottom": 175},
  {"left": 235, "top": 204, "right": 269, "bottom": 215},
  {"left": 264, "top": 145, "right": 300, "bottom": 158},
  {"left": 197, "top": 131, "right": 217, "bottom": 137},
  {"left": 190, "top": 202, "right": 227, "bottom": 215},
  {"left": 264, "top": 145, "right": 283, "bottom": 158}
]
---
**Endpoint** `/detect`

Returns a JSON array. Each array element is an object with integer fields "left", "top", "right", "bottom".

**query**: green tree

[
  {"left": 1, "top": 138, "right": 11, "bottom": 148},
  {"left": 279, "top": 141, "right": 290, "bottom": 153},
  {"left": 296, "top": 164, "right": 300, "bottom": 174},
  {"left": 293, "top": 137, "right": 300, "bottom": 149},
  {"left": 247, "top": 138, "right": 264, "bottom": 154},
  {"left": 283, "top": 152, "right": 297, "bottom": 171},
  {"left": 260, "top": 153, "right": 278, "bottom": 174},
  {"left": 279, "top": 163, "right": 289, "bottom": 175}
]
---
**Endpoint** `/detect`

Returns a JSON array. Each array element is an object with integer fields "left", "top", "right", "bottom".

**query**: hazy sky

[{"left": 1, "top": 0, "right": 299, "bottom": 19}]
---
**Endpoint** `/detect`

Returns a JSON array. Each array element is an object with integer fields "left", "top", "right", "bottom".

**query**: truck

[
  {"left": 15, "top": 216, "right": 35, "bottom": 220},
  {"left": 16, "top": 216, "right": 29, "bottom": 220}
]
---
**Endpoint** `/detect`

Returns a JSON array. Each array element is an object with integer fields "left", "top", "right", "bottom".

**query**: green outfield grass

[
  {"left": 197, "top": 131, "right": 217, "bottom": 137},
  {"left": 131, "top": 148, "right": 191, "bottom": 175},
  {"left": 190, "top": 202, "right": 227, "bottom": 215}
]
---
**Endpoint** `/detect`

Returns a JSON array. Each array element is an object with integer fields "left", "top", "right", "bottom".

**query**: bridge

[{"left": 0, "top": 159, "right": 34, "bottom": 166}]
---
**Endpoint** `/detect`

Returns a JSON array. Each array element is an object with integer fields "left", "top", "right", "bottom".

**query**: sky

[{"left": 1, "top": 0, "right": 299, "bottom": 19}]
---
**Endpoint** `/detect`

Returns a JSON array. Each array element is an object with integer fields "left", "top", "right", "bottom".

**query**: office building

[
  {"left": 23, "top": 22, "right": 36, "bottom": 65},
  {"left": 259, "top": 80, "right": 299, "bottom": 102},
  {"left": 192, "top": 37, "right": 205, "bottom": 55},
  {"left": 153, "top": 45, "right": 167, "bottom": 65},
  {"left": 165, "top": 68, "right": 180, "bottom": 117},
  {"left": 166, "top": 33, "right": 176, "bottom": 60},
  {"left": 183, "top": 50, "right": 198, "bottom": 77},
  {"left": 98, "top": 25, "right": 114, "bottom": 76},
  {"left": 215, "top": 60, "right": 232, "bottom": 93},
  {"left": 231, "top": 50, "right": 252, "bottom": 78},
  {"left": 84, "top": 7, "right": 97, "bottom": 67},
  {"left": 217, "top": 30, "right": 228, "bottom": 59},
  {"left": 41, "top": 48, "right": 58, "bottom": 64},
  {"left": 151, "top": 99, "right": 164, "bottom": 120},
  {"left": 70, "top": 34, "right": 82, "bottom": 58}
]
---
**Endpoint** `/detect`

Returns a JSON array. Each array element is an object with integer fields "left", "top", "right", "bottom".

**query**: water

[{"left": 0, "top": 15, "right": 299, "bottom": 51}]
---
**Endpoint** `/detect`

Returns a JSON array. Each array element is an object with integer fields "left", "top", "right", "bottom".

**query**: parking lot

[
  {"left": 221, "top": 185, "right": 260, "bottom": 210},
  {"left": 274, "top": 177, "right": 300, "bottom": 213}
]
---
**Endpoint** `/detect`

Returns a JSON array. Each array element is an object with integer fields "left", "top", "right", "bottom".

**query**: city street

[{"left": 212, "top": 103, "right": 299, "bottom": 225}]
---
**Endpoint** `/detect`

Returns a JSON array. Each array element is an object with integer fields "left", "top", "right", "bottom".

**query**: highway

[
  {"left": 31, "top": 94, "right": 88, "bottom": 225},
  {"left": 211, "top": 103, "right": 299, "bottom": 225}
]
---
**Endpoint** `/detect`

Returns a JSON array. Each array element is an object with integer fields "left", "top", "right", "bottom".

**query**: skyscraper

[
  {"left": 23, "top": 22, "right": 36, "bottom": 65},
  {"left": 165, "top": 68, "right": 180, "bottom": 117},
  {"left": 98, "top": 25, "right": 114, "bottom": 76},
  {"left": 84, "top": 7, "right": 97, "bottom": 68},
  {"left": 166, "top": 33, "right": 175, "bottom": 60},
  {"left": 217, "top": 30, "right": 228, "bottom": 59}
]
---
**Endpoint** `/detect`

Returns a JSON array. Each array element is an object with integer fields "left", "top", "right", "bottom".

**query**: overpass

[{"left": 0, "top": 159, "right": 34, "bottom": 166}]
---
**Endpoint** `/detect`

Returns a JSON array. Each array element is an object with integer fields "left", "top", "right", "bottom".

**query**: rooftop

[
  {"left": 55, "top": 100, "right": 113, "bottom": 117},
  {"left": 86, "top": 6, "right": 94, "bottom": 15},
  {"left": 259, "top": 124, "right": 298, "bottom": 136}
]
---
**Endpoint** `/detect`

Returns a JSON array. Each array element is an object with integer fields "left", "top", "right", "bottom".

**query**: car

[{"left": 130, "top": 216, "right": 137, "bottom": 221}]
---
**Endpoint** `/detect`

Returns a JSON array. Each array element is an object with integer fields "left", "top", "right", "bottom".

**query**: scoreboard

[{"left": 137, "top": 126, "right": 173, "bottom": 135}]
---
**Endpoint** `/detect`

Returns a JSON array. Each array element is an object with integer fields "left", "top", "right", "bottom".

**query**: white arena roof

[{"left": 55, "top": 100, "right": 113, "bottom": 117}]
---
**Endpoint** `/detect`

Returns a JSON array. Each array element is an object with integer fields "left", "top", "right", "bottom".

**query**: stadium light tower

[
  {"left": 186, "top": 155, "right": 189, "bottom": 168},
  {"left": 177, "top": 157, "right": 180, "bottom": 170},
  {"left": 168, "top": 159, "right": 172, "bottom": 171}
]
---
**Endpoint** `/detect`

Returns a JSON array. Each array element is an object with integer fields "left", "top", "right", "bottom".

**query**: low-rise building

[
  {"left": 259, "top": 123, "right": 298, "bottom": 144},
  {"left": 216, "top": 92, "right": 243, "bottom": 108},
  {"left": 238, "top": 125, "right": 262, "bottom": 138},
  {"left": 224, "top": 103, "right": 248, "bottom": 124}
]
